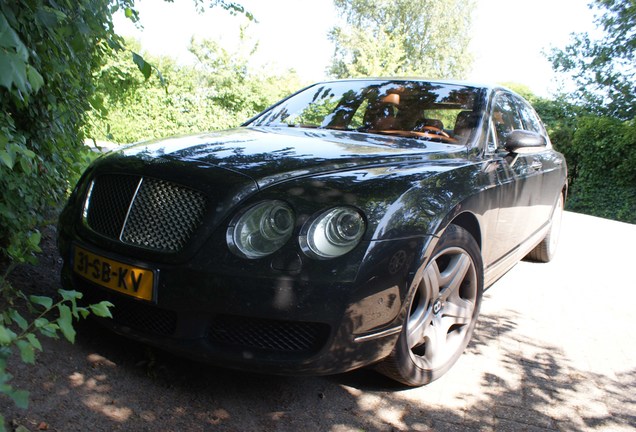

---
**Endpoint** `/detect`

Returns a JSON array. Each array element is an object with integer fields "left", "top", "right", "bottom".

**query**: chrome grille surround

[{"left": 82, "top": 174, "right": 207, "bottom": 253}]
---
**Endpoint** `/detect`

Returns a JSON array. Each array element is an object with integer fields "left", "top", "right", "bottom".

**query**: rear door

[
  {"left": 511, "top": 94, "right": 565, "bottom": 233},
  {"left": 482, "top": 92, "right": 550, "bottom": 265}
]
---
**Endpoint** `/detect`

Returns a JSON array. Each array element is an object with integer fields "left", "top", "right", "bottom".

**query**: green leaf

[
  {"left": 57, "top": 305, "right": 75, "bottom": 343},
  {"left": 59, "top": 289, "right": 82, "bottom": 302},
  {"left": 27, "top": 231, "right": 41, "bottom": 249},
  {"left": 0, "top": 326, "right": 16, "bottom": 345},
  {"left": 9, "top": 389, "right": 29, "bottom": 409},
  {"left": 29, "top": 295, "right": 53, "bottom": 310},
  {"left": 132, "top": 52, "right": 152, "bottom": 80},
  {"left": 0, "top": 413, "right": 5, "bottom": 432},
  {"left": 19, "top": 157, "right": 33, "bottom": 175},
  {"left": 18, "top": 147, "right": 36, "bottom": 160},
  {"left": 124, "top": 7, "right": 139, "bottom": 23},
  {"left": 90, "top": 301, "right": 113, "bottom": 318},
  {"left": 39, "top": 323, "right": 59, "bottom": 339},
  {"left": 0, "top": 51, "right": 28, "bottom": 94},
  {"left": 78, "top": 307, "right": 90, "bottom": 319},
  {"left": 35, "top": 10, "right": 58, "bottom": 28},
  {"left": 15, "top": 340, "right": 35, "bottom": 364},
  {"left": 9, "top": 310, "right": 27, "bottom": 331},
  {"left": 0, "top": 150, "right": 14, "bottom": 169},
  {"left": 25, "top": 333, "right": 42, "bottom": 351},
  {"left": 0, "top": 12, "right": 27, "bottom": 59},
  {"left": 33, "top": 317, "right": 49, "bottom": 328},
  {"left": 26, "top": 65, "right": 44, "bottom": 93}
]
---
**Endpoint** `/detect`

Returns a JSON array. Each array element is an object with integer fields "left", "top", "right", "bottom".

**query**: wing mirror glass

[{"left": 504, "top": 130, "right": 547, "bottom": 154}]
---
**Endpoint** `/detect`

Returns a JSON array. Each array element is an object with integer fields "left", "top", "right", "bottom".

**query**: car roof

[{"left": 314, "top": 77, "right": 507, "bottom": 93}]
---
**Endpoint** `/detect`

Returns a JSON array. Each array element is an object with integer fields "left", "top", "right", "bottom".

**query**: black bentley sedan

[{"left": 58, "top": 79, "right": 567, "bottom": 386}]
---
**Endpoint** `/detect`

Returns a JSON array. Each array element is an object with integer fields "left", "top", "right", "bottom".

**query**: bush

[
  {"left": 87, "top": 36, "right": 303, "bottom": 144},
  {"left": 565, "top": 116, "right": 636, "bottom": 223},
  {"left": 1, "top": 1, "right": 119, "bottom": 259},
  {"left": 534, "top": 97, "right": 636, "bottom": 224},
  {"left": 1, "top": 1, "right": 121, "bottom": 427}
]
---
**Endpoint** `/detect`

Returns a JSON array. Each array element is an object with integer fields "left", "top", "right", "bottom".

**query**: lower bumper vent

[{"left": 207, "top": 315, "right": 329, "bottom": 353}]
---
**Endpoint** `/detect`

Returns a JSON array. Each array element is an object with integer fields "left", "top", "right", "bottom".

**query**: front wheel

[{"left": 377, "top": 225, "right": 483, "bottom": 386}]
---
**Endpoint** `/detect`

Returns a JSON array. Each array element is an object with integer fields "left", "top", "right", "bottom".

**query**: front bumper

[{"left": 59, "top": 238, "right": 417, "bottom": 376}]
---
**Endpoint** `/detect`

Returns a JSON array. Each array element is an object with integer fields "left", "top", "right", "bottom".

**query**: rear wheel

[
  {"left": 526, "top": 193, "right": 564, "bottom": 263},
  {"left": 377, "top": 225, "right": 483, "bottom": 386}
]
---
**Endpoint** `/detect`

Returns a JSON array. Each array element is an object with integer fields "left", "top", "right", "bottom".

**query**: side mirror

[{"left": 504, "top": 130, "right": 547, "bottom": 154}]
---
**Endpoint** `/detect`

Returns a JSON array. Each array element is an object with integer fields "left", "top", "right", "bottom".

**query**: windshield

[{"left": 248, "top": 80, "right": 485, "bottom": 146}]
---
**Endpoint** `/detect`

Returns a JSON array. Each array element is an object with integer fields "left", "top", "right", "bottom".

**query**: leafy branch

[{"left": 0, "top": 275, "right": 113, "bottom": 431}]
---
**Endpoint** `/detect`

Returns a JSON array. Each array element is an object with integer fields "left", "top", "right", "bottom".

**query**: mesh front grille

[
  {"left": 208, "top": 315, "right": 330, "bottom": 353},
  {"left": 85, "top": 175, "right": 140, "bottom": 239},
  {"left": 122, "top": 178, "right": 207, "bottom": 252},
  {"left": 83, "top": 175, "right": 207, "bottom": 253}
]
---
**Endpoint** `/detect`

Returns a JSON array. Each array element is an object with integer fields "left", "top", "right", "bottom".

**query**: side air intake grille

[
  {"left": 207, "top": 315, "right": 330, "bottom": 353},
  {"left": 83, "top": 174, "right": 207, "bottom": 253}
]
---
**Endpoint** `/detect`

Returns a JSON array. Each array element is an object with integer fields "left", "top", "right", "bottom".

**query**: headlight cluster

[
  {"left": 227, "top": 200, "right": 366, "bottom": 260},
  {"left": 227, "top": 201, "right": 295, "bottom": 259},
  {"left": 300, "top": 207, "right": 366, "bottom": 259}
]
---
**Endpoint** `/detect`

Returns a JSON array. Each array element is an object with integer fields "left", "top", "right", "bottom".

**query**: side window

[
  {"left": 491, "top": 93, "right": 523, "bottom": 149},
  {"left": 515, "top": 97, "right": 545, "bottom": 135}
]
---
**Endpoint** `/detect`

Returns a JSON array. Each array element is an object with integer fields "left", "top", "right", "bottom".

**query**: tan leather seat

[{"left": 364, "top": 94, "right": 400, "bottom": 130}]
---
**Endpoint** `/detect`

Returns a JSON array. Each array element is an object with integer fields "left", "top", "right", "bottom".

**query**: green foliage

[
  {"left": 329, "top": 0, "right": 475, "bottom": 79},
  {"left": 0, "top": 0, "right": 253, "bottom": 426},
  {"left": 0, "top": 1, "right": 260, "bottom": 428},
  {"left": 0, "top": 272, "right": 112, "bottom": 420},
  {"left": 546, "top": 0, "right": 636, "bottom": 222},
  {"left": 1, "top": 0, "right": 255, "bottom": 256},
  {"left": 549, "top": 0, "right": 636, "bottom": 120},
  {"left": 564, "top": 116, "right": 636, "bottom": 223},
  {"left": 87, "top": 33, "right": 303, "bottom": 144},
  {"left": 0, "top": 0, "right": 121, "bottom": 262},
  {"left": 1, "top": 2, "right": 116, "bottom": 419},
  {"left": 517, "top": 91, "right": 636, "bottom": 224}
]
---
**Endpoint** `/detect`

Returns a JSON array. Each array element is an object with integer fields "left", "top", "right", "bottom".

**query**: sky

[{"left": 114, "top": 0, "right": 598, "bottom": 97}]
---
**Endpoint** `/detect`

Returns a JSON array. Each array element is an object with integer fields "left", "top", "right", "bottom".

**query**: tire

[
  {"left": 377, "top": 224, "right": 483, "bottom": 386},
  {"left": 526, "top": 193, "right": 564, "bottom": 263}
]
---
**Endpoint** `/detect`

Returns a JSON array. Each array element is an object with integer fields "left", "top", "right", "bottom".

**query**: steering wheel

[{"left": 420, "top": 126, "right": 451, "bottom": 138}]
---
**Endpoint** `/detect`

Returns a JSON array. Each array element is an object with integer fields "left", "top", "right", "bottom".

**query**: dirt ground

[{"left": 1, "top": 212, "right": 635, "bottom": 431}]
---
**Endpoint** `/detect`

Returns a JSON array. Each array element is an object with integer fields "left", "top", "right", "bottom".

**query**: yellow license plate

[{"left": 73, "top": 245, "right": 154, "bottom": 301}]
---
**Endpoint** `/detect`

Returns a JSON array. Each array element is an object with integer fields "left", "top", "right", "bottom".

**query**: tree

[
  {"left": 328, "top": 0, "right": 475, "bottom": 79},
  {"left": 88, "top": 32, "right": 303, "bottom": 144},
  {"left": 547, "top": 1, "right": 636, "bottom": 223},
  {"left": 549, "top": 0, "right": 636, "bottom": 120}
]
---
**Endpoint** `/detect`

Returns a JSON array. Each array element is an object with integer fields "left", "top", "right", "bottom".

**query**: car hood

[{"left": 121, "top": 127, "right": 465, "bottom": 188}]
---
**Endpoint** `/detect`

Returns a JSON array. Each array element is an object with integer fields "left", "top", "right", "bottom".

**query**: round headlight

[
  {"left": 227, "top": 201, "right": 295, "bottom": 259},
  {"left": 301, "top": 207, "right": 366, "bottom": 259}
]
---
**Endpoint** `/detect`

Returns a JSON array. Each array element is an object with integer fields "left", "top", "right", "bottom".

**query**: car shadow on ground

[{"left": 3, "top": 306, "right": 634, "bottom": 431}]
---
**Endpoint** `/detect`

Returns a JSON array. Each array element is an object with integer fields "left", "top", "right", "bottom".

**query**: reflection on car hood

[{"left": 122, "top": 127, "right": 464, "bottom": 187}]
